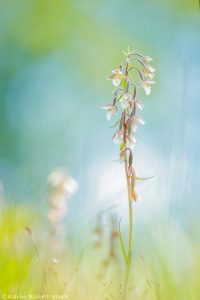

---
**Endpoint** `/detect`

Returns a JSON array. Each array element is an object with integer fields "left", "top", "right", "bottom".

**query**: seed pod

[
  {"left": 119, "top": 116, "right": 123, "bottom": 130},
  {"left": 113, "top": 96, "right": 117, "bottom": 106},
  {"left": 125, "top": 79, "right": 130, "bottom": 93},
  {"left": 133, "top": 84, "right": 137, "bottom": 99},
  {"left": 128, "top": 118, "right": 132, "bottom": 135},
  {"left": 128, "top": 150, "right": 133, "bottom": 167}
]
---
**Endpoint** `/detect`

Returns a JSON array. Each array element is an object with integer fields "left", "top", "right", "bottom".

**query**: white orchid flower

[
  {"left": 132, "top": 124, "right": 138, "bottom": 132},
  {"left": 126, "top": 135, "right": 137, "bottom": 149},
  {"left": 136, "top": 100, "right": 144, "bottom": 110},
  {"left": 112, "top": 130, "right": 123, "bottom": 144},
  {"left": 143, "top": 65, "right": 155, "bottom": 79},
  {"left": 140, "top": 55, "right": 153, "bottom": 63},
  {"left": 112, "top": 78, "right": 121, "bottom": 87},
  {"left": 141, "top": 80, "right": 155, "bottom": 96},
  {"left": 52, "top": 258, "right": 59, "bottom": 264},
  {"left": 110, "top": 69, "right": 123, "bottom": 87},
  {"left": 120, "top": 93, "right": 130, "bottom": 109},
  {"left": 102, "top": 104, "right": 118, "bottom": 121},
  {"left": 135, "top": 115, "right": 145, "bottom": 125}
]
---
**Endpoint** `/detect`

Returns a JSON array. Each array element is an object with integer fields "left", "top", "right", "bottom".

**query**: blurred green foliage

[{"left": 0, "top": 206, "right": 200, "bottom": 299}]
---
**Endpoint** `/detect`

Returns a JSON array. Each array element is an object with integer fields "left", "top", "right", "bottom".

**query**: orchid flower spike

[{"left": 102, "top": 47, "right": 156, "bottom": 201}]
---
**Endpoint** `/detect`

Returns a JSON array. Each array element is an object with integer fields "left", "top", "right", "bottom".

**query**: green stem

[
  {"left": 122, "top": 162, "right": 133, "bottom": 300},
  {"left": 128, "top": 195, "right": 133, "bottom": 256}
]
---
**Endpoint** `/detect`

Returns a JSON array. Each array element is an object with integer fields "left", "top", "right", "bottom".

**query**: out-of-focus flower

[
  {"left": 48, "top": 169, "right": 78, "bottom": 194},
  {"left": 98, "top": 213, "right": 120, "bottom": 277},
  {"left": 47, "top": 168, "right": 78, "bottom": 251},
  {"left": 93, "top": 212, "right": 104, "bottom": 249},
  {"left": 52, "top": 258, "right": 59, "bottom": 264},
  {"left": 141, "top": 80, "right": 155, "bottom": 95},
  {"left": 102, "top": 104, "right": 118, "bottom": 121},
  {"left": 65, "top": 176, "right": 78, "bottom": 194},
  {"left": 110, "top": 214, "right": 120, "bottom": 258}
]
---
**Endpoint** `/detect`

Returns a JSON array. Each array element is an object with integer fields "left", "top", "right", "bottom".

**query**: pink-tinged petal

[
  {"left": 126, "top": 136, "right": 136, "bottom": 150},
  {"left": 120, "top": 93, "right": 131, "bottom": 109},
  {"left": 136, "top": 115, "right": 145, "bottom": 125},
  {"left": 112, "top": 130, "right": 123, "bottom": 144},
  {"left": 132, "top": 124, "right": 138, "bottom": 132},
  {"left": 120, "top": 98, "right": 129, "bottom": 109},
  {"left": 143, "top": 65, "right": 155, "bottom": 74},
  {"left": 123, "top": 93, "right": 131, "bottom": 100},
  {"left": 136, "top": 100, "right": 144, "bottom": 110},
  {"left": 106, "top": 111, "right": 112, "bottom": 121},
  {"left": 144, "top": 85, "right": 151, "bottom": 95},
  {"left": 102, "top": 104, "right": 118, "bottom": 120},
  {"left": 143, "top": 65, "right": 155, "bottom": 80},
  {"left": 112, "top": 105, "right": 118, "bottom": 114},
  {"left": 146, "top": 73, "right": 155, "bottom": 79},
  {"left": 111, "top": 69, "right": 121, "bottom": 75},
  {"left": 141, "top": 80, "right": 155, "bottom": 95},
  {"left": 141, "top": 56, "right": 153, "bottom": 63},
  {"left": 102, "top": 105, "right": 113, "bottom": 111}
]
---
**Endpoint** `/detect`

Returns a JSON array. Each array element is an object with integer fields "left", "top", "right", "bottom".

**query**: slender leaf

[
  {"left": 136, "top": 175, "right": 156, "bottom": 181},
  {"left": 120, "top": 142, "right": 125, "bottom": 151},
  {"left": 116, "top": 94, "right": 122, "bottom": 103},
  {"left": 110, "top": 118, "right": 120, "bottom": 128}
]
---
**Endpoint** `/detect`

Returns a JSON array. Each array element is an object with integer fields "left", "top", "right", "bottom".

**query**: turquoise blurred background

[{"left": 0, "top": 0, "right": 199, "bottom": 228}]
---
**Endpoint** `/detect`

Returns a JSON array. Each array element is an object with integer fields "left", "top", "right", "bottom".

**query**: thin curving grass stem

[{"left": 25, "top": 227, "right": 48, "bottom": 290}]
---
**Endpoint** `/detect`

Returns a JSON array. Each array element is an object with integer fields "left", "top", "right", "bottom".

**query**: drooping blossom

[
  {"left": 112, "top": 130, "right": 123, "bottom": 145},
  {"left": 141, "top": 79, "right": 155, "bottom": 95},
  {"left": 135, "top": 115, "right": 145, "bottom": 125},
  {"left": 102, "top": 104, "right": 118, "bottom": 121},
  {"left": 110, "top": 69, "right": 123, "bottom": 87},
  {"left": 136, "top": 100, "right": 144, "bottom": 110},
  {"left": 143, "top": 65, "right": 155, "bottom": 79},
  {"left": 126, "top": 134, "right": 137, "bottom": 149},
  {"left": 140, "top": 55, "right": 153, "bottom": 63},
  {"left": 120, "top": 93, "right": 131, "bottom": 109}
]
